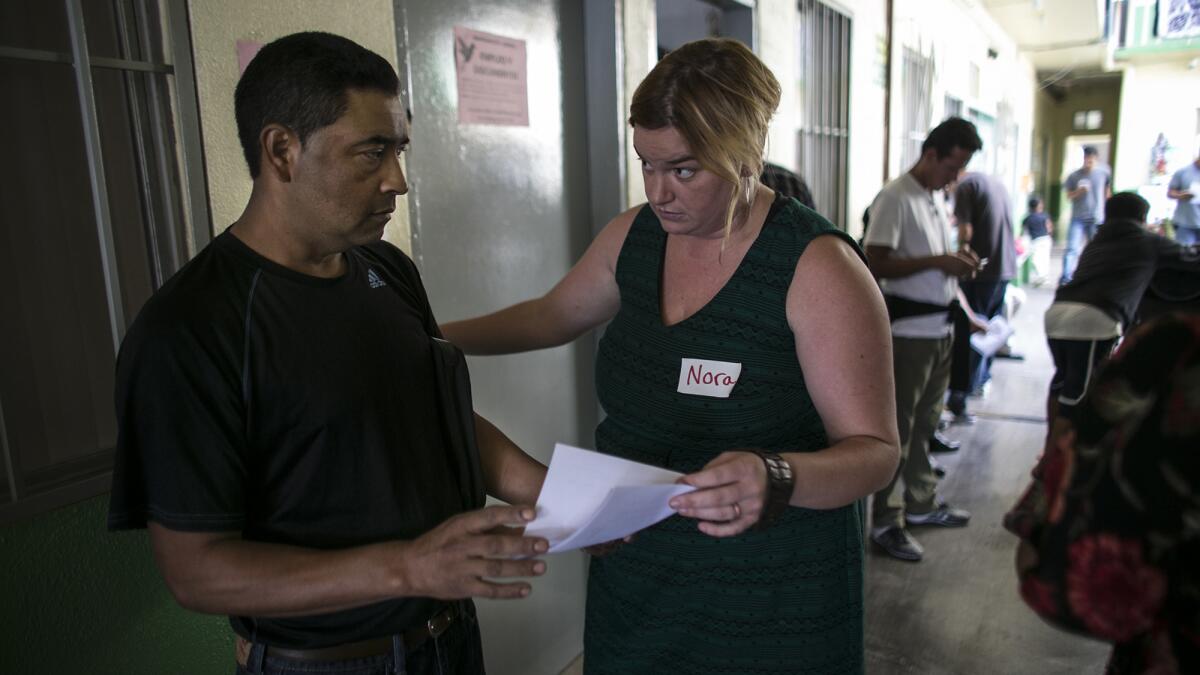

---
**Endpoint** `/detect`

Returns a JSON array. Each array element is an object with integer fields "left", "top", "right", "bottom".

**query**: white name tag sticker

[{"left": 677, "top": 358, "right": 742, "bottom": 398}]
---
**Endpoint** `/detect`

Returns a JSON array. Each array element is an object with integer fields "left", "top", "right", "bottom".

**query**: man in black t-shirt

[
  {"left": 947, "top": 171, "right": 1018, "bottom": 421},
  {"left": 107, "top": 33, "right": 548, "bottom": 675},
  {"left": 760, "top": 162, "right": 815, "bottom": 210}
]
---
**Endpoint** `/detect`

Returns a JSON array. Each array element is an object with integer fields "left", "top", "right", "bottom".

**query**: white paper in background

[
  {"left": 970, "top": 315, "right": 1015, "bottom": 357},
  {"left": 525, "top": 443, "right": 694, "bottom": 553}
]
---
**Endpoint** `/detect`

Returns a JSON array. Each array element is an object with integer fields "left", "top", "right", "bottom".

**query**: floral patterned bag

[{"left": 1004, "top": 314, "right": 1200, "bottom": 674}]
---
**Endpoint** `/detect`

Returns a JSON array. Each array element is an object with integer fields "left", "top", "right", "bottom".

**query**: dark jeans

[
  {"left": 235, "top": 603, "right": 485, "bottom": 675},
  {"left": 1061, "top": 218, "right": 1099, "bottom": 283},
  {"left": 1048, "top": 336, "right": 1118, "bottom": 420},
  {"left": 950, "top": 279, "right": 1009, "bottom": 401}
]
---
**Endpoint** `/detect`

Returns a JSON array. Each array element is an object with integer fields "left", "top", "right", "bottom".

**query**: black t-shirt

[
  {"left": 108, "top": 231, "right": 463, "bottom": 648},
  {"left": 1022, "top": 212, "right": 1049, "bottom": 239},
  {"left": 954, "top": 173, "right": 1017, "bottom": 280}
]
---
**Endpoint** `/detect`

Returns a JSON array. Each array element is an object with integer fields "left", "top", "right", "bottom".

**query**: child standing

[{"left": 1022, "top": 195, "right": 1054, "bottom": 286}]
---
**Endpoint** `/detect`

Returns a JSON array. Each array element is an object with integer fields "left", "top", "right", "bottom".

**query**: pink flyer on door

[{"left": 453, "top": 25, "right": 528, "bottom": 127}]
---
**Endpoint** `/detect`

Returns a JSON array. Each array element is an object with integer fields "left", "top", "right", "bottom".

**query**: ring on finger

[{"left": 732, "top": 502, "right": 741, "bottom": 519}]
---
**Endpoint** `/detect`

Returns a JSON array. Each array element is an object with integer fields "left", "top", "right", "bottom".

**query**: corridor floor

[{"left": 863, "top": 282, "right": 1112, "bottom": 674}]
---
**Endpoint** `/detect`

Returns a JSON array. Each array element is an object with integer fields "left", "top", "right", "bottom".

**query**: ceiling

[{"left": 980, "top": 0, "right": 1109, "bottom": 74}]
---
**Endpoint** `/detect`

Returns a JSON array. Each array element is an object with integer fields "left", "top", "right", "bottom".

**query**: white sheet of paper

[
  {"left": 970, "top": 315, "right": 1015, "bottom": 357},
  {"left": 525, "top": 443, "right": 695, "bottom": 553}
]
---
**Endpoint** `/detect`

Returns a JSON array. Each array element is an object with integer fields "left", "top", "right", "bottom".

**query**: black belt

[
  {"left": 882, "top": 294, "right": 959, "bottom": 324},
  {"left": 235, "top": 603, "right": 460, "bottom": 666}
]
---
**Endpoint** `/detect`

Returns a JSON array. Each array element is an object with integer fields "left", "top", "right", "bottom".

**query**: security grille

[
  {"left": 900, "top": 46, "right": 934, "bottom": 170},
  {"left": 796, "top": 0, "right": 851, "bottom": 229}
]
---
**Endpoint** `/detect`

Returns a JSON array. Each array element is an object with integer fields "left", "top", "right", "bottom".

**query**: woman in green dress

[{"left": 441, "top": 38, "right": 899, "bottom": 674}]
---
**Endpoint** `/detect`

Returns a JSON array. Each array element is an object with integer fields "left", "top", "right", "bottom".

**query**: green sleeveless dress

[{"left": 585, "top": 195, "right": 866, "bottom": 674}]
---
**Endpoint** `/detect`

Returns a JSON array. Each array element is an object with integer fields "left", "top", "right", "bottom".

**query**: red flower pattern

[
  {"left": 1019, "top": 576, "right": 1058, "bottom": 618},
  {"left": 1007, "top": 317, "right": 1200, "bottom": 673},
  {"left": 1066, "top": 533, "right": 1167, "bottom": 643},
  {"left": 1042, "top": 429, "right": 1076, "bottom": 524}
]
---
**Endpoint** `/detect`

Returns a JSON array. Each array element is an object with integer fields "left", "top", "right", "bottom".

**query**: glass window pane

[
  {"left": 83, "top": 0, "right": 144, "bottom": 60},
  {"left": 0, "top": 59, "right": 118, "bottom": 494},
  {"left": 0, "top": 0, "right": 71, "bottom": 53}
]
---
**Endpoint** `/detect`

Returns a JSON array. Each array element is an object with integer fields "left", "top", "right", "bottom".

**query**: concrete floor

[{"left": 864, "top": 282, "right": 1112, "bottom": 675}]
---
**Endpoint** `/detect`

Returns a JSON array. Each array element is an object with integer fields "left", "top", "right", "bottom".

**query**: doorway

[{"left": 394, "top": 2, "right": 593, "bottom": 673}]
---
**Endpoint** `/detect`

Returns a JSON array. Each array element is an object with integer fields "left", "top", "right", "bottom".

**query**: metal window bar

[
  {"left": 0, "top": 396, "right": 15, "bottom": 503},
  {"left": 795, "top": 0, "right": 850, "bottom": 230},
  {"left": 114, "top": 1, "right": 166, "bottom": 287},
  {"left": 0, "top": 44, "right": 173, "bottom": 72},
  {"left": 900, "top": 47, "right": 932, "bottom": 170},
  {"left": 66, "top": 0, "right": 125, "bottom": 354},
  {"left": 164, "top": 0, "right": 213, "bottom": 256}
]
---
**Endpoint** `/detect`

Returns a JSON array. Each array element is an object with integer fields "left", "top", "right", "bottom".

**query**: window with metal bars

[
  {"left": 900, "top": 46, "right": 933, "bottom": 170},
  {"left": 945, "top": 95, "right": 963, "bottom": 120},
  {"left": 795, "top": 0, "right": 851, "bottom": 230},
  {"left": 656, "top": 0, "right": 755, "bottom": 57},
  {"left": 0, "top": 0, "right": 208, "bottom": 523}
]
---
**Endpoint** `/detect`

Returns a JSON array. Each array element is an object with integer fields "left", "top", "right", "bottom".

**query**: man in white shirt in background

[
  {"left": 1060, "top": 146, "right": 1112, "bottom": 284},
  {"left": 863, "top": 117, "right": 986, "bottom": 562},
  {"left": 1167, "top": 148, "right": 1200, "bottom": 245}
]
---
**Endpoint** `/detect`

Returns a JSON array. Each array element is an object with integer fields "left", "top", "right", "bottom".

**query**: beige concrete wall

[
  {"left": 617, "top": 0, "right": 1038, "bottom": 238},
  {"left": 622, "top": 0, "right": 656, "bottom": 209},
  {"left": 187, "top": 0, "right": 411, "bottom": 253},
  {"left": 1114, "top": 62, "right": 1200, "bottom": 191},
  {"left": 757, "top": 0, "right": 798, "bottom": 171},
  {"left": 754, "top": 0, "right": 1038, "bottom": 239},
  {"left": 885, "top": 0, "right": 1036, "bottom": 218},
  {"left": 837, "top": 0, "right": 889, "bottom": 238},
  {"left": 1032, "top": 77, "right": 1122, "bottom": 222},
  {"left": 620, "top": 0, "right": 890, "bottom": 234}
]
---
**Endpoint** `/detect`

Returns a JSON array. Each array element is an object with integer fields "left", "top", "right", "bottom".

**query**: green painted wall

[
  {"left": 0, "top": 495, "right": 229, "bottom": 673},
  {"left": 1031, "top": 76, "right": 1123, "bottom": 240}
]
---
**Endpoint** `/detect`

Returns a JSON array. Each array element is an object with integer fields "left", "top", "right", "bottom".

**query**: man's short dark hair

[
  {"left": 1083, "top": 145, "right": 1098, "bottom": 158},
  {"left": 235, "top": 32, "right": 400, "bottom": 178},
  {"left": 1105, "top": 192, "right": 1150, "bottom": 223},
  {"left": 921, "top": 117, "right": 983, "bottom": 159},
  {"left": 1027, "top": 194, "right": 1042, "bottom": 211}
]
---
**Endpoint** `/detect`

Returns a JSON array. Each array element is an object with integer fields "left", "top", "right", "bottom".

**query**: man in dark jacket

[{"left": 1044, "top": 192, "right": 1199, "bottom": 425}]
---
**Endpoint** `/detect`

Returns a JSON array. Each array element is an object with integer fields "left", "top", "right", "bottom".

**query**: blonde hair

[{"left": 630, "top": 38, "right": 781, "bottom": 242}]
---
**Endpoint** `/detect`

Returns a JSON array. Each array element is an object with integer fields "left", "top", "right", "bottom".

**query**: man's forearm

[
  {"left": 149, "top": 524, "right": 410, "bottom": 618},
  {"left": 474, "top": 414, "right": 546, "bottom": 505}
]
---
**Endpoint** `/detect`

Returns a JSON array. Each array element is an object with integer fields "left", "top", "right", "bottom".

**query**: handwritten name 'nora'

[{"left": 686, "top": 363, "right": 738, "bottom": 387}]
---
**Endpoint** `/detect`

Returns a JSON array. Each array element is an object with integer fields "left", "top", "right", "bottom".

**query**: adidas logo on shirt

[{"left": 367, "top": 268, "right": 387, "bottom": 289}]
